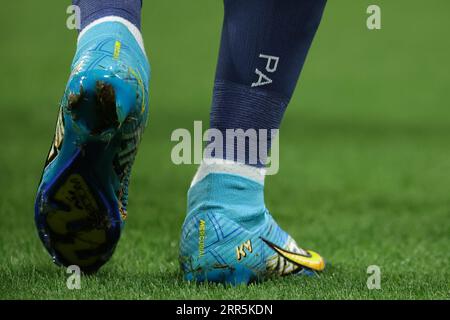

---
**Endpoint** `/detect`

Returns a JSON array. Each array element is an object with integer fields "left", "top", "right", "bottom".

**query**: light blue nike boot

[
  {"left": 179, "top": 171, "right": 325, "bottom": 285},
  {"left": 34, "top": 21, "right": 150, "bottom": 273}
]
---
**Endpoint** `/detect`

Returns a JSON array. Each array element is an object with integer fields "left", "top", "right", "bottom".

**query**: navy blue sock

[
  {"left": 73, "top": 0, "right": 143, "bottom": 31},
  {"left": 209, "top": 0, "right": 327, "bottom": 167}
]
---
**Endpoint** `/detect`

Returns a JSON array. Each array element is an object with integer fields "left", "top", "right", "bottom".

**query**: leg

[
  {"left": 35, "top": 0, "right": 150, "bottom": 272},
  {"left": 180, "top": 0, "right": 327, "bottom": 284}
]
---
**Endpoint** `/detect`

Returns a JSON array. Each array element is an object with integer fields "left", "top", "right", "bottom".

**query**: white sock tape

[
  {"left": 191, "top": 159, "right": 266, "bottom": 187},
  {"left": 78, "top": 16, "right": 146, "bottom": 55}
]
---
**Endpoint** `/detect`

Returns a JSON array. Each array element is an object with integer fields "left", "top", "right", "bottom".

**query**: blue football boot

[
  {"left": 35, "top": 21, "right": 150, "bottom": 273},
  {"left": 179, "top": 173, "right": 325, "bottom": 285}
]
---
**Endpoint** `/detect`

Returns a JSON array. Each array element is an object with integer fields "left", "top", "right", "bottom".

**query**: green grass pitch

[{"left": 0, "top": 0, "right": 449, "bottom": 299}]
